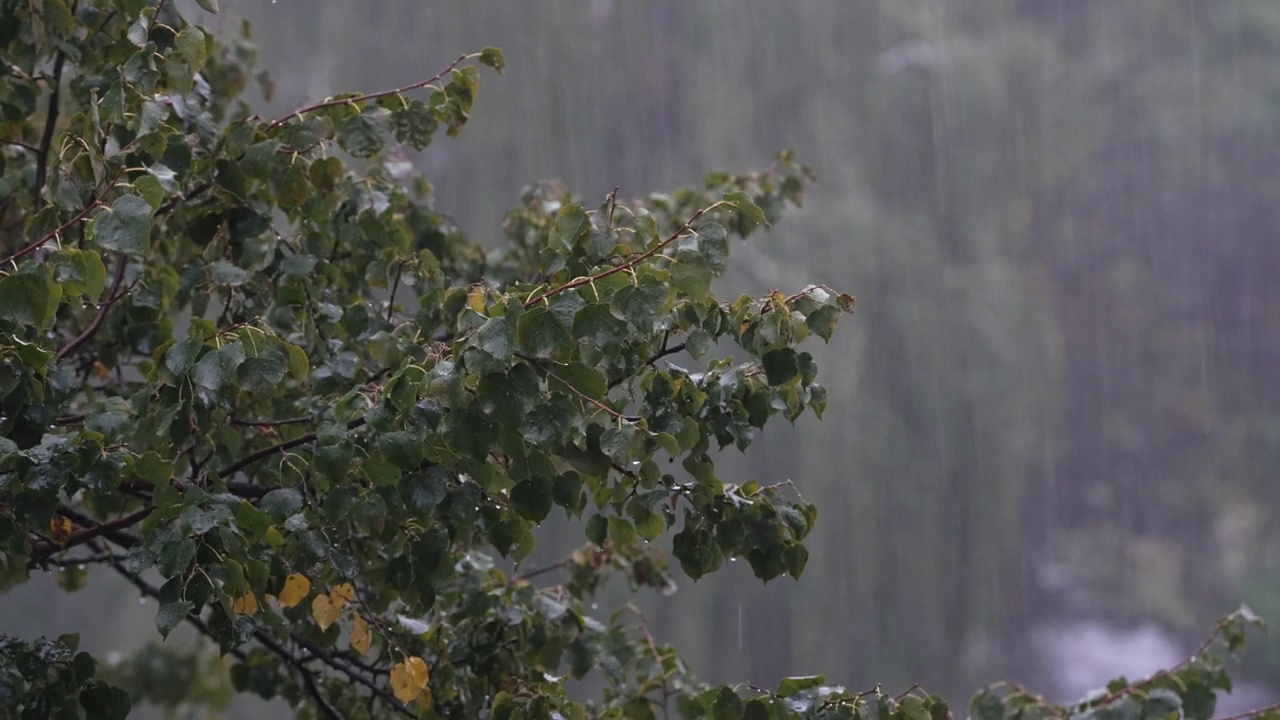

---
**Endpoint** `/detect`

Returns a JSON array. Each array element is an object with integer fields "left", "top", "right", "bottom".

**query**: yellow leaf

[
  {"left": 390, "top": 656, "right": 430, "bottom": 703},
  {"left": 350, "top": 615, "right": 372, "bottom": 656},
  {"left": 311, "top": 594, "right": 339, "bottom": 630},
  {"left": 278, "top": 572, "right": 311, "bottom": 608},
  {"left": 49, "top": 515, "right": 73, "bottom": 547},
  {"left": 232, "top": 592, "right": 259, "bottom": 615},
  {"left": 330, "top": 582, "right": 356, "bottom": 610},
  {"left": 466, "top": 286, "right": 486, "bottom": 314}
]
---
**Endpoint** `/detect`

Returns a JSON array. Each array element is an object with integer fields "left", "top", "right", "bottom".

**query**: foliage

[{"left": 0, "top": 2, "right": 1275, "bottom": 720}]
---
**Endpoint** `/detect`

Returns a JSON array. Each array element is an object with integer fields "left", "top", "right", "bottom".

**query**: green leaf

[
  {"left": 165, "top": 337, "right": 204, "bottom": 377},
  {"left": 776, "top": 675, "right": 824, "bottom": 697},
  {"left": 510, "top": 476, "right": 552, "bottom": 523},
  {"left": 610, "top": 279, "right": 669, "bottom": 331},
  {"left": 805, "top": 304, "right": 841, "bottom": 341},
  {"left": 52, "top": 248, "right": 107, "bottom": 300},
  {"left": 88, "top": 194, "right": 154, "bottom": 257},
  {"left": 572, "top": 303, "right": 629, "bottom": 349},
  {"left": 238, "top": 354, "right": 286, "bottom": 393},
  {"left": 195, "top": 0, "right": 218, "bottom": 11},
  {"left": 783, "top": 544, "right": 809, "bottom": 577},
  {"left": 379, "top": 430, "right": 425, "bottom": 471},
  {"left": 309, "top": 156, "right": 343, "bottom": 193},
  {"left": 743, "top": 700, "right": 769, "bottom": 720},
  {"left": 134, "top": 453, "right": 173, "bottom": 484},
  {"left": 271, "top": 162, "right": 310, "bottom": 209},
  {"left": 762, "top": 348, "right": 799, "bottom": 386},
  {"left": 260, "top": 488, "right": 303, "bottom": 521},
  {"left": 337, "top": 114, "right": 383, "bottom": 158},
  {"left": 549, "top": 203, "right": 590, "bottom": 251},
  {"left": 283, "top": 343, "right": 310, "bottom": 378},
  {"left": 711, "top": 687, "right": 743, "bottom": 720},
  {"left": 696, "top": 223, "right": 730, "bottom": 275},
  {"left": 155, "top": 600, "right": 193, "bottom": 639},
  {"left": 479, "top": 46, "right": 506, "bottom": 74},
  {"left": 585, "top": 514, "right": 607, "bottom": 546},
  {"left": 607, "top": 516, "right": 636, "bottom": 546},
  {"left": 517, "top": 306, "right": 570, "bottom": 360},
  {"left": 193, "top": 341, "right": 246, "bottom": 392},
  {"left": 670, "top": 250, "right": 713, "bottom": 300},
  {"left": 554, "top": 362, "right": 607, "bottom": 402},
  {"left": 475, "top": 315, "right": 515, "bottom": 362},
  {"left": 723, "top": 190, "right": 768, "bottom": 231},
  {"left": 0, "top": 264, "right": 61, "bottom": 329}
]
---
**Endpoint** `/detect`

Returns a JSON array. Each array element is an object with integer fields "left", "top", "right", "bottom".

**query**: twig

[
  {"left": 263, "top": 53, "right": 475, "bottom": 132},
  {"left": 56, "top": 506, "right": 140, "bottom": 548},
  {"left": 55, "top": 253, "right": 127, "bottom": 361},
  {"left": 513, "top": 559, "right": 571, "bottom": 583},
  {"left": 1092, "top": 618, "right": 1230, "bottom": 707},
  {"left": 518, "top": 355, "right": 624, "bottom": 420},
  {"left": 522, "top": 201, "right": 729, "bottom": 308},
  {"left": 29, "top": 505, "right": 154, "bottom": 562},
  {"left": 2, "top": 165, "right": 126, "bottom": 266},
  {"left": 387, "top": 261, "right": 403, "bottom": 323},
  {"left": 217, "top": 417, "right": 366, "bottom": 478},
  {"left": 231, "top": 415, "right": 314, "bottom": 428},
  {"left": 1212, "top": 701, "right": 1280, "bottom": 720},
  {"left": 33, "top": 50, "right": 66, "bottom": 212},
  {"left": 285, "top": 631, "right": 416, "bottom": 717},
  {"left": 1, "top": 138, "right": 38, "bottom": 152},
  {"left": 607, "top": 337, "right": 686, "bottom": 390}
]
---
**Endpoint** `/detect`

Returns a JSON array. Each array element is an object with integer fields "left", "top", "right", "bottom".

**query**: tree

[{"left": 0, "top": 3, "right": 1273, "bottom": 720}]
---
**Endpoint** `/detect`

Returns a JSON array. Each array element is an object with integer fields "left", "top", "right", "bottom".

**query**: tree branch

[
  {"left": 263, "top": 53, "right": 475, "bottom": 132},
  {"left": 1, "top": 138, "right": 38, "bottom": 152},
  {"left": 55, "top": 253, "right": 127, "bottom": 361},
  {"left": 2, "top": 165, "right": 126, "bottom": 266},
  {"left": 29, "top": 505, "right": 153, "bottom": 563},
  {"left": 217, "top": 417, "right": 366, "bottom": 478},
  {"left": 1213, "top": 702, "right": 1280, "bottom": 720},
  {"left": 522, "top": 201, "right": 728, "bottom": 308},
  {"left": 285, "top": 630, "right": 416, "bottom": 717},
  {"left": 33, "top": 50, "right": 66, "bottom": 213}
]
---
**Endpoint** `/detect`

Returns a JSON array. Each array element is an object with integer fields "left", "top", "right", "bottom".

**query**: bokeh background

[{"left": 5, "top": 0, "right": 1280, "bottom": 714}]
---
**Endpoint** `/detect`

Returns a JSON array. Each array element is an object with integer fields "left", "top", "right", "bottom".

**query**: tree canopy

[{"left": 0, "top": 2, "right": 1274, "bottom": 719}]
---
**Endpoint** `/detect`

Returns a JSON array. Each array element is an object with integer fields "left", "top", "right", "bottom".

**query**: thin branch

[
  {"left": 513, "top": 559, "right": 571, "bottom": 583},
  {"left": 1093, "top": 618, "right": 1230, "bottom": 707},
  {"left": 34, "top": 50, "right": 66, "bottom": 213},
  {"left": 2, "top": 165, "right": 126, "bottom": 266},
  {"left": 386, "top": 261, "right": 403, "bottom": 323},
  {"left": 230, "top": 415, "right": 315, "bottom": 428},
  {"left": 29, "top": 505, "right": 153, "bottom": 562},
  {"left": 1213, "top": 701, "right": 1280, "bottom": 720},
  {"left": 1, "top": 138, "right": 38, "bottom": 152},
  {"left": 55, "top": 253, "right": 127, "bottom": 361},
  {"left": 518, "top": 355, "right": 624, "bottom": 420},
  {"left": 285, "top": 631, "right": 416, "bottom": 717},
  {"left": 607, "top": 335, "right": 687, "bottom": 390},
  {"left": 252, "top": 631, "right": 347, "bottom": 720},
  {"left": 56, "top": 506, "right": 140, "bottom": 549},
  {"left": 217, "top": 417, "right": 366, "bottom": 478},
  {"left": 263, "top": 53, "right": 475, "bottom": 132},
  {"left": 523, "top": 201, "right": 728, "bottom": 308}
]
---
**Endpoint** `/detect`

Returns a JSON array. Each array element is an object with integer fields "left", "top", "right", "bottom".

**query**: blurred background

[{"left": 6, "top": 0, "right": 1280, "bottom": 713}]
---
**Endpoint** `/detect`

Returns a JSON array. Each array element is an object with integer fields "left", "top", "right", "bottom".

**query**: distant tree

[{"left": 0, "top": 3, "right": 1271, "bottom": 719}]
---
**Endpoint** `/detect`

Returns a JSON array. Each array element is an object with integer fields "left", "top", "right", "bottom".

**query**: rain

[{"left": 3, "top": 0, "right": 1278, "bottom": 716}]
